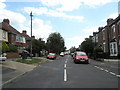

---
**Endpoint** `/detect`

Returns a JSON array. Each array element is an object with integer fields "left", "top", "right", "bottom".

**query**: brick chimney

[
  {"left": 3, "top": 19, "right": 10, "bottom": 24},
  {"left": 32, "top": 36, "right": 35, "bottom": 40},
  {"left": 22, "top": 30, "right": 27, "bottom": 34},
  {"left": 107, "top": 18, "right": 114, "bottom": 25},
  {"left": 98, "top": 27, "right": 104, "bottom": 32}
]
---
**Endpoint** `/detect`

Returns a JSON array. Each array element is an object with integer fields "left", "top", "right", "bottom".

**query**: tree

[
  {"left": 80, "top": 38, "right": 94, "bottom": 55},
  {"left": 29, "top": 38, "right": 46, "bottom": 56},
  {"left": 46, "top": 32, "right": 65, "bottom": 54}
]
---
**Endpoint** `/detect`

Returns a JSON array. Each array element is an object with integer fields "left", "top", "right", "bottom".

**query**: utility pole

[{"left": 30, "top": 12, "right": 33, "bottom": 59}]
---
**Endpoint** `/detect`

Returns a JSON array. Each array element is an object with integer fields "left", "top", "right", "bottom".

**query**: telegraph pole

[{"left": 30, "top": 12, "right": 33, "bottom": 58}]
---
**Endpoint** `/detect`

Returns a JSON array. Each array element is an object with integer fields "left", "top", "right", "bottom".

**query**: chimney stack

[
  {"left": 22, "top": 30, "right": 27, "bottom": 34},
  {"left": 3, "top": 19, "right": 10, "bottom": 24},
  {"left": 107, "top": 18, "right": 114, "bottom": 25},
  {"left": 98, "top": 27, "right": 104, "bottom": 32}
]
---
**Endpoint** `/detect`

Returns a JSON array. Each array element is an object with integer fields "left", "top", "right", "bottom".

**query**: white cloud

[
  {"left": 65, "top": 26, "right": 103, "bottom": 49},
  {"left": 56, "top": 0, "right": 82, "bottom": 11},
  {"left": 32, "top": 18, "right": 55, "bottom": 40},
  {"left": 23, "top": 7, "right": 84, "bottom": 22},
  {"left": 102, "top": 12, "right": 118, "bottom": 22},
  {"left": 66, "top": 36, "right": 86, "bottom": 49},
  {"left": 0, "top": 9, "right": 26, "bottom": 29},
  {"left": 40, "top": 0, "right": 118, "bottom": 11},
  {"left": 39, "top": 0, "right": 60, "bottom": 7},
  {"left": 81, "top": 0, "right": 118, "bottom": 8},
  {"left": 82, "top": 26, "right": 100, "bottom": 34},
  {"left": 0, "top": 0, "right": 6, "bottom": 9}
]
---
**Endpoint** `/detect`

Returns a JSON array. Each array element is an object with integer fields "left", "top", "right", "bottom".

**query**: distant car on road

[
  {"left": 71, "top": 53, "right": 74, "bottom": 57},
  {"left": 47, "top": 53, "right": 57, "bottom": 60},
  {"left": 60, "top": 52, "right": 64, "bottom": 57},
  {"left": 73, "top": 51, "right": 89, "bottom": 64}
]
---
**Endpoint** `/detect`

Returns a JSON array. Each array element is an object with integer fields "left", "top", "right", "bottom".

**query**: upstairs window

[
  {"left": 103, "top": 29, "right": 105, "bottom": 40},
  {"left": 16, "top": 34, "right": 21, "bottom": 42},
  {"left": 111, "top": 25, "right": 115, "bottom": 38},
  {"left": 2, "top": 31, "right": 6, "bottom": 39},
  {"left": 118, "top": 21, "right": 120, "bottom": 35}
]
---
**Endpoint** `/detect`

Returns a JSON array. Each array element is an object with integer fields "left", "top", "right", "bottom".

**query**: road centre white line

[
  {"left": 116, "top": 75, "right": 120, "bottom": 77},
  {"left": 64, "top": 69, "right": 67, "bottom": 81},
  {"left": 100, "top": 68, "right": 104, "bottom": 70},
  {"left": 65, "top": 60, "right": 67, "bottom": 63},
  {"left": 64, "top": 64, "right": 66, "bottom": 68},
  {"left": 104, "top": 70, "right": 109, "bottom": 72},
  {"left": 109, "top": 72, "right": 116, "bottom": 76}
]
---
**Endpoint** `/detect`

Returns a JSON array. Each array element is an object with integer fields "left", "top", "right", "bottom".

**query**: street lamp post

[{"left": 30, "top": 12, "right": 33, "bottom": 58}]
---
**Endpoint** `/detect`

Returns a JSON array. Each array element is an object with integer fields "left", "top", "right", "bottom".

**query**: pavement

[
  {"left": 0, "top": 57, "right": 42, "bottom": 88},
  {"left": 0, "top": 56, "right": 119, "bottom": 89}
]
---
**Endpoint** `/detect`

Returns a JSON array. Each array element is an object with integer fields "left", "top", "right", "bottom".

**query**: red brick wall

[{"left": 6, "top": 52, "right": 20, "bottom": 58}]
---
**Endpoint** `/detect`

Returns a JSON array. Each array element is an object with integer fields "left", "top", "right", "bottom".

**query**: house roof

[
  {"left": 21, "top": 33, "right": 31, "bottom": 41},
  {"left": 1, "top": 20, "right": 30, "bottom": 39},
  {"left": 108, "top": 15, "right": 120, "bottom": 26},
  {"left": 1, "top": 22, "right": 21, "bottom": 35}
]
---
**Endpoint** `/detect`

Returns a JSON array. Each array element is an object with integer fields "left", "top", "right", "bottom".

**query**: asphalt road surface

[{"left": 2, "top": 55, "right": 119, "bottom": 89}]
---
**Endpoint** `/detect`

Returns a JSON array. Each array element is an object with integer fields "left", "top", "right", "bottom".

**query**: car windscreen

[
  {"left": 49, "top": 53, "right": 55, "bottom": 55},
  {"left": 76, "top": 52, "right": 86, "bottom": 56}
]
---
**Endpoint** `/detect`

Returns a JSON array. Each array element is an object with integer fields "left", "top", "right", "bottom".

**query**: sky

[{"left": 0, "top": 0, "right": 119, "bottom": 49}]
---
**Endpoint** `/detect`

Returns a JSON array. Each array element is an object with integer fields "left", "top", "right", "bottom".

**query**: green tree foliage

[
  {"left": 8, "top": 44, "right": 18, "bottom": 52},
  {"left": 31, "top": 38, "right": 46, "bottom": 56},
  {"left": 2, "top": 41, "right": 9, "bottom": 53},
  {"left": 80, "top": 38, "right": 94, "bottom": 55},
  {"left": 93, "top": 45, "right": 103, "bottom": 59},
  {"left": 46, "top": 32, "right": 65, "bottom": 54},
  {"left": 94, "top": 46, "right": 103, "bottom": 53}
]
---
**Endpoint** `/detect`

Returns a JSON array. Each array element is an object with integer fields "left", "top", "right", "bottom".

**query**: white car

[
  {"left": 60, "top": 52, "right": 64, "bottom": 57},
  {"left": 0, "top": 53, "right": 7, "bottom": 61}
]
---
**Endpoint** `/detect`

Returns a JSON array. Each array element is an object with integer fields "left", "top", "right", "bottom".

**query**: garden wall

[{"left": 6, "top": 52, "right": 20, "bottom": 59}]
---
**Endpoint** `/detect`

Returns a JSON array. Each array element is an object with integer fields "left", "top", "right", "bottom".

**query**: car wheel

[{"left": 74, "top": 60, "right": 77, "bottom": 64}]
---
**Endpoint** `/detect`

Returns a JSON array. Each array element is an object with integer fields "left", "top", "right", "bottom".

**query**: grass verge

[{"left": 16, "top": 58, "right": 48, "bottom": 65}]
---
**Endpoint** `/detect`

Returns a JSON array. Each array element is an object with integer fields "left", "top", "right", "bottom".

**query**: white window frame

[
  {"left": 103, "top": 42, "right": 106, "bottom": 52},
  {"left": 110, "top": 42, "right": 118, "bottom": 56},
  {"left": 2, "top": 31, "right": 6, "bottom": 39},
  {"left": 111, "top": 25, "right": 115, "bottom": 38},
  {"left": 102, "top": 29, "right": 105, "bottom": 40}
]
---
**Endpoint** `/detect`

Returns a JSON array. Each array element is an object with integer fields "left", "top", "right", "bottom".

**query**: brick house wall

[{"left": 108, "top": 16, "right": 120, "bottom": 58}]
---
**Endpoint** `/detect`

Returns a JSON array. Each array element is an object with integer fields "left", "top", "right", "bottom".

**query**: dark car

[
  {"left": 18, "top": 50, "right": 30, "bottom": 57},
  {"left": 73, "top": 51, "right": 89, "bottom": 64},
  {"left": 47, "top": 53, "right": 57, "bottom": 60}
]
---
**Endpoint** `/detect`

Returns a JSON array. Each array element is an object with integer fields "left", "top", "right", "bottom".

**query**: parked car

[
  {"left": 47, "top": 53, "right": 57, "bottom": 60},
  {"left": 73, "top": 51, "right": 89, "bottom": 64},
  {"left": 18, "top": 50, "right": 30, "bottom": 57},
  {"left": 60, "top": 52, "right": 64, "bottom": 57},
  {"left": 0, "top": 53, "right": 7, "bottom": 61}
]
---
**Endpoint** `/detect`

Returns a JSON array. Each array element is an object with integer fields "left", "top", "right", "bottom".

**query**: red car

[
  {"left": 74, "top": 51, "right": 89, "bottom": 64},
  {"left": 47, "top": 53, "right": 56, "bottom": 60}
]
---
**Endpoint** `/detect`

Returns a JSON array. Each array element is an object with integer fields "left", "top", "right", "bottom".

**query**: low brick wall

[{"left": 6, "top": 52, "right": 20, "bottom": 59}]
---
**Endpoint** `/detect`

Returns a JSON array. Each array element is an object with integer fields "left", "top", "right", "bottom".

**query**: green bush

[
  {"left": 94, "top": 46, "right": 103, "bottom": 53},
  {"left": 2, "top": 41, "right": 9, "bottom": 53},
  {"left": 8, "top": 44, "right": 18, "bottom": 52},
  {"left": 93, "top": 46, "right": 103, "bottom": 59}
]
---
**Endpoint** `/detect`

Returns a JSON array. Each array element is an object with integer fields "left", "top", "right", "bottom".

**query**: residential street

[{"left": 3, "top": 55, "right": 119, "bottom": 88}]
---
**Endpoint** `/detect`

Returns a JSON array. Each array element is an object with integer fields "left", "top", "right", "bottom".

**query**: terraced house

[{"left": 92, "top": 15, "right": 120, "bottom": 59}]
